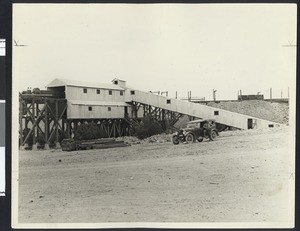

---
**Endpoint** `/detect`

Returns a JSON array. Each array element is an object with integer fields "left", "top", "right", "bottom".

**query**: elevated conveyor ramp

[{"left": 125, "top": 90, "right": 282, "bottom": 130}]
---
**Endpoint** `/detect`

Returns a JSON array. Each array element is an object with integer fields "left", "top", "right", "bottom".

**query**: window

[
  {"left": 88, "top": 106, "right": 92, "bottom": 111},
  {"left": 83, "top": 88, "right": 87, "bottom": 93},
  {"left": 130, "top": 90, "right": 135, "bottom": 95},
  {"left": 268, "top": 124, "right": 274, "bottom": 128},
  {"left": 120, "top": 91, "right": 123, "bottom": 96},
  {"left": 108, "top": 107, "right": 111, "bottom": 111},
  {"left": 167, "top": 99, "right": 171, "bottom": 104},
  {"left": 109, "top": 90, "right": 112, "bottom": 95},
  {"left": 96, "top": 89, "right": 100, "bottom": 94},
  {"left": 114, "top": 80, "right": 118, "bottom": 84},
  {"left": 214, "top": 111, "right": 219, "bottom": 116}
]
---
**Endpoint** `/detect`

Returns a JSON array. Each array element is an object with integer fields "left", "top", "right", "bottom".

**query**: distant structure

[{"left": 238, "top": 94, "right": 264, "bottom": 101}]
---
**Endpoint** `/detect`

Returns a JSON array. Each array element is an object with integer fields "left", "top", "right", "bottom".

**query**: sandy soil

[{"left": 18, "top": 127, "right": 294, "bottom": 224}]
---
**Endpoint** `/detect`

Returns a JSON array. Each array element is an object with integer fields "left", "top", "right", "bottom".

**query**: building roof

[
  {"left": 187, "top": 119, "right": 215, "bottom": 124},
  {"left": 47, "top": 78, "right": 125, "bottom": 91},
  {"left": 69, "top": 100, "right": 131, "bottom": 107}
]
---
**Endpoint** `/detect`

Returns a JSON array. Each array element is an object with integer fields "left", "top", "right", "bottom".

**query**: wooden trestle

[
  {"left": 19, "top": 94, "right": 68, "bottom": 150},
  {"left": 130, "top": 102, "right": 184, "bottom": 133},
  {"left": 19, "top": 94, "right": 133, "bottom": 149},
  {"left": 19, "top": 95, "right": 185, "bottom": 149}
]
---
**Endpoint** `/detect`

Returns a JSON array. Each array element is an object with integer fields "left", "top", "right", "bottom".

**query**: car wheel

[
  {"left": 209, "top": 130, "right": 217, "bottom": 141},
  {"left": 172, "top": 136, "right": 180, "bottom": 145},
  {"left": 197, "top": 138, "right": 203, "bottom": 142},
  {"left": 185, "top": 133, "right": 195, "bottom": 144}
]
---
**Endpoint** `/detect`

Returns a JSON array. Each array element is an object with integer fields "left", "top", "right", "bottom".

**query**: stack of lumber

[{"left": 61, "top": 138, "right": 129, "bottom": 151}]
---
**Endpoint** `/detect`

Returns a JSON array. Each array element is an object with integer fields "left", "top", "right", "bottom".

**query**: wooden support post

[
  {"left": 36, "top": 102, "right": 40, "bottom": 146},
  {"left": 31, "top": 100, "right": 37, "bottom": 150},
  {"left": 44, "top": 99, "right": 50, "bottom": 149},
  {"left": 19, "top": 98, "right": 24, "bottom": 150},
  {"left": 55, "top": 100, "right": 61, "bottom": 149},
  {"left": 66, "top": 120, "right": 71, "bottom": 139},
  {"left": 113, "top": 120, "right": 116, "bottom": 137}
]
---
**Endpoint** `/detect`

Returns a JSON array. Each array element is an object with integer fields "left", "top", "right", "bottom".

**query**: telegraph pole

[{"left": 213, "top": 89, "right": 217, "bottom": 101}]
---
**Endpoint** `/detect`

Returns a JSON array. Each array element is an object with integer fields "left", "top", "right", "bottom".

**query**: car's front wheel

[
  {"left": 185, "top": 133, "right": 195, "bottom": 144},
  {"left": 172, "top": 136, "right": 180, "bottom": 145},
  {"left": 209, "top": 130, "right": 217, "bottom": 141}
]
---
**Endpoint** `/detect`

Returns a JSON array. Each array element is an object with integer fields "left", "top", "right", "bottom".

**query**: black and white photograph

[{"left": 12, "top": 3, "right": 296, "bottom": 229}]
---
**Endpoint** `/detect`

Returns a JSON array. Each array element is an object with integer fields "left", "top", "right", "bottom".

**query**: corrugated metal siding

[
  {"left": 66, "top": 86, "right": 125, "bottom": 102},
  {"left": 67, "top": 103, "right": 130, "bottom": 119},
  {"left": 69, "top": 100, "right": 130, "bottom": 106}
]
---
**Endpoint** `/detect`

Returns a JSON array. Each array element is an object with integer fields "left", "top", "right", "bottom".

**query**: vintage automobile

[{"left": 172, "top": 119, "right": 219, "bottom": 145}]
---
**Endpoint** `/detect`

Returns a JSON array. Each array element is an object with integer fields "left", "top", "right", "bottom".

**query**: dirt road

[{"left": 18, "top": 127, "right": 294, "bottom": 224}]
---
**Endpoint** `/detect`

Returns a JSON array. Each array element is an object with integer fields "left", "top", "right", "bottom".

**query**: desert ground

[{"left": 18, "top": 127, "right": 294, "bottom": 224}]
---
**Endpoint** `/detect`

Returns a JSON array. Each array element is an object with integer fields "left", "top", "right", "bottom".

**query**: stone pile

[{"left": 116, "top": 133, "right": 173, "bottom": 145}]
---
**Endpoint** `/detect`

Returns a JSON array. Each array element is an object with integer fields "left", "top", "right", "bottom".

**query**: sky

[{"left": 13, "top": 4, "right": 297, "bottom": 100}]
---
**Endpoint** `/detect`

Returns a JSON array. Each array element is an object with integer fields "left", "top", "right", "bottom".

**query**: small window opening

[
  {"left": 214, "top": 111, "right": 219, "bottom": 115},
  {"left": 83, "top": 88, "right": 87, "bottom": 93},
  {"left": 268, "top": 124, "right": 274, "bottom": 128},
  {"left": 167, "top": 99, "right": 171, "bottom": 104},
  {"left": 96, "top": 89, "right": 100, "bottom": 94},
  {"left": 88, "top": 106, "right": 92, "bottom": 111},
  {"left": 109, "top": 90, "right": 112, "bottom": 95},
  {"left": 114, "top": 80, "right": 118, "bottom": 84},
  {"left": 130, "top": 90, "right": 135, "bottom": 95},
  {"left": 120, "top": 91, "right": 123, "bottom": 96},
  {"left": 108, "top": 107, "right": 111, "bottom": 111}
]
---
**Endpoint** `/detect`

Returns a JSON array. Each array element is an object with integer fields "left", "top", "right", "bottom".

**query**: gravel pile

[
  {"left": 116, "top": 133, "right": 173, "bottom": 145},
  {"left": 116, "top": 136, "right": 141, "bottom": 145},
  {"left": 143, "top": 133, "right": 173, "bottom": 143},
  {"left": 206, "top": 100, "right": 289, "bottom": 125}
]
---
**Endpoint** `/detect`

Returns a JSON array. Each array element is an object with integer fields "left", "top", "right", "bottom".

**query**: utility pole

[
  {"left": 281, "top": 90, "right": 283, "bottom": 99},
  {"left": 213, "top": 89, "right": 217, "bottom": 101},
  {"left": 187, "top": 91, "right": 192, "bottom": 101},
  {"left": 175, "top": 91, "right": 177, "bottom": 99},
  {"left": 270, "top": 88, "right": 272, "bottom": 100}
]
